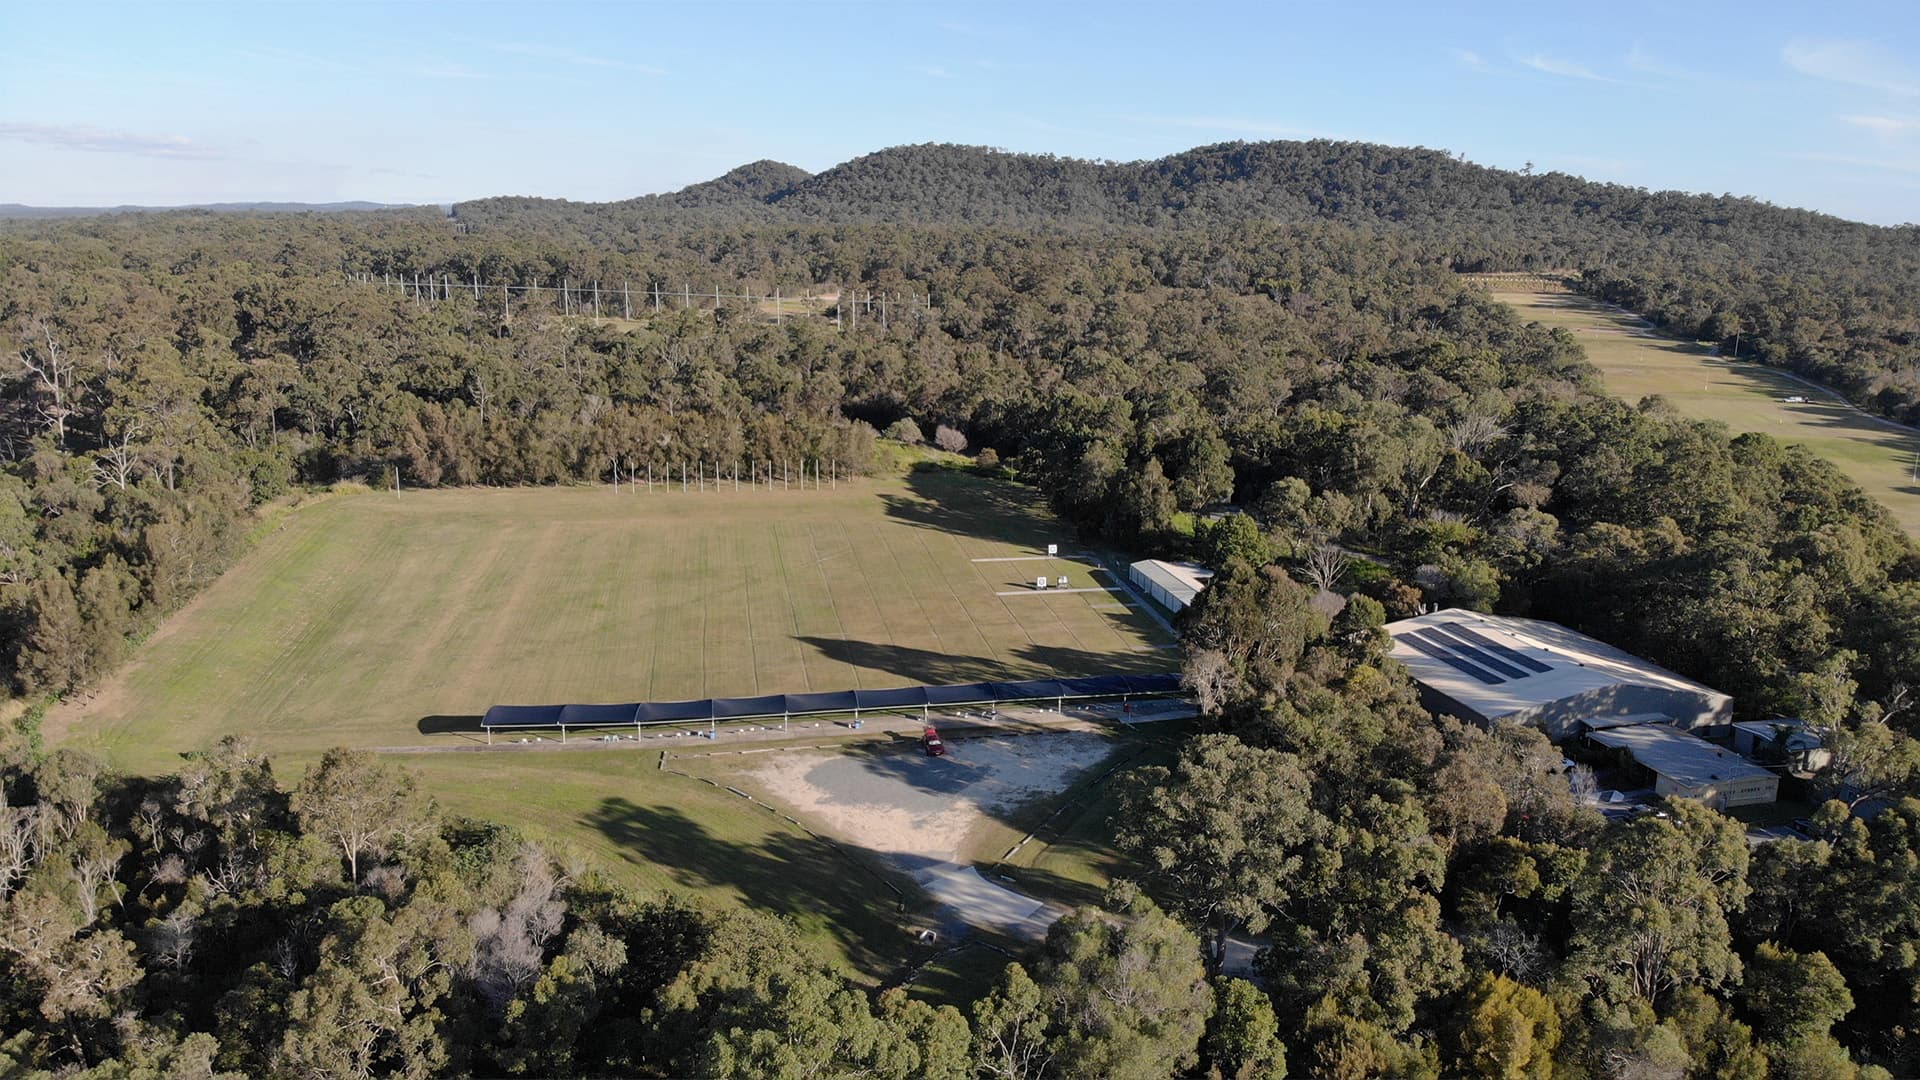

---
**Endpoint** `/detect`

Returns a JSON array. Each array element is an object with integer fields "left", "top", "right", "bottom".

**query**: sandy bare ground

[
  {"left": 743, "top": 731, "right": 1118, "bottom": 940},
  {"left": 746, "top": 730, "right": 1114, "bottom": 860}
]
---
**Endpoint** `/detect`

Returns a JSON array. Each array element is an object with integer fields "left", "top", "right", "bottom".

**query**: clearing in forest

[
  {"left": 47, "top": 462, "right": 1172, "bottom": 775},
  {"left": 1494, "top": 288, "right": 1920, "bottom": 536}
]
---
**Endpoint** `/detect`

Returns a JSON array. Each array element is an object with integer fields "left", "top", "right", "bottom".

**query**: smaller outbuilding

[
  {"left": 1586, "top": 720, "right": 1779, "bottom": 809},
  {"left": 1731, "top": 718, "right": 1830, "bottom": 777},
  {"left": 1129, "top": 559, "right": 1214, "bottom": 612}
]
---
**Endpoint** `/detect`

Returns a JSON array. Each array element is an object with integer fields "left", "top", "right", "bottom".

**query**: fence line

[
  {"left": 603, "top": 457, "right": 842, "bottom": 493},
  {"left": 342, "top": 271, "right": 932, "bottom": 327}
]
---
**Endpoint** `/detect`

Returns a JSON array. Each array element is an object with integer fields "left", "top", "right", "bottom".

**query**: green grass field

[
  {"left": 48, "top": 463, "right": 1170, "bottom": 773},
  {"left": 43, "top": 460, "right": 1172, "bottom": 980},
  {"left": 1496, "top": 289, "right": 1920, "bottom": 535}
]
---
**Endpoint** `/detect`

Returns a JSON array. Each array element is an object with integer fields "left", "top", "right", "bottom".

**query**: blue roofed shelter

[{"left": 479, "top": 673, "right": 1187, "bottom": 741}]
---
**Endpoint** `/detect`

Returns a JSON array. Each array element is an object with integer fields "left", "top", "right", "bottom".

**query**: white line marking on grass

[
  {"left": 971, "top": 555, "right": 1082, "bottom": 563},
  {"left": 995, "top": 587, "right": 1110, "bottom": 596},
  {"left": 915, "top": 526, "right": 1009, "bottom": 669}
]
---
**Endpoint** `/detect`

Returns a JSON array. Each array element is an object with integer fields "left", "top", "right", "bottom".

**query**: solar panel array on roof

[
  {"left": 1398, "top": 621, "right": 1568, "bottom": 688},
  {"left": 1401, "top": 631, "right": 1505, "bottom": 685},
  {"left": 1421, "top": 625, "right": 1533, "bottom": 680},
  {"left": 1441, "top": 623, "right": 1553, "bottom": 673}
]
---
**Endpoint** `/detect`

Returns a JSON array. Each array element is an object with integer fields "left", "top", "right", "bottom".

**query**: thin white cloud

[
  {"left": 489, "top": 41, "right": 666, "bottom": 76},
  {"left": 1785, "top": 150, "right": 1920, "bottom": 175},
  {"left": 1845, "top": 114, "right": 1920, "bottom": 137},
  {"left": 1625, "top": 42, "right": 1694, "bottom": 81},
  {"left": 1783, "top": 39, "right": 1920, "bottom": 97},
  {"left": 922, "top": 64, "right": 954, "bottom": 79},
  {"left": 1519, "top": 53, "right": 1613, "bottom": 83},
  {"left": 0, "top": 121, "right": 222, "bottom": 160},
  {"left": 1450, "top": 48, "right": 1489, "bottom": 72}
]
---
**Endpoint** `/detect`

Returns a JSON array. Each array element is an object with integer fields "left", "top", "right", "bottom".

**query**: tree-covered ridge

[{"left": 454, "top": 140, "right": 1920, "bottom": 423}]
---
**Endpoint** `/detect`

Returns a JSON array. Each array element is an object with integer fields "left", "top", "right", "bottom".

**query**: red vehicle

[{"left": 922, "top": 726, "right": 946, "bottom": 757}]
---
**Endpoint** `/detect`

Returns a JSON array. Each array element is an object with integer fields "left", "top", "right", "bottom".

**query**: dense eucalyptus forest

[{"left": 4, "top": 141, "right": 1920, "bottom": 1078}]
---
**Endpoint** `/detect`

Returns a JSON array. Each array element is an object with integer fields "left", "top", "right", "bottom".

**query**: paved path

[{"left": 919, "top": 863, "right": 1063, "bottom": 942}]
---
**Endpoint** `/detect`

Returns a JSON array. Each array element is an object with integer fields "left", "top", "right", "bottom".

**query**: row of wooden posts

[
  {"left": 346, "top": 271, "right": 929, "bottom": 328},
  {"left": 609, "top": 458, "right": 840, "bottom": 492}
]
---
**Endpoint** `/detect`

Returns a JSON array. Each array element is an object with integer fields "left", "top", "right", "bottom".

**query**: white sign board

[
  {"left": 1035, "top": 576, "right": 1048, "bottom": 590},
  {"left": 1046, "top": 543, "right": 1058, "bottom": 556}
]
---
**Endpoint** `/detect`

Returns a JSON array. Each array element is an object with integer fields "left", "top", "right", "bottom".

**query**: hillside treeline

[{"left": 458, "top": 141, "right": 1920, "bottom": 424}]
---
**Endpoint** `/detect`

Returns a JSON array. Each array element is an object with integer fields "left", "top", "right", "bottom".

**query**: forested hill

[
  {"left": 0, "top": 200, "right": 406, "bottom": 219},
  {"left": 457, "top": 140, "right": 1894, "bottom": 243},
  {"left": 456, "top": 141, "right": 1920, "bottom": 423}
]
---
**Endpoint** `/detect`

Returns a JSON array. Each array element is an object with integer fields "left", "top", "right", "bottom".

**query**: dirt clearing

[{"left": 743, "top": 730, "right": 1119, "bottom": 862}]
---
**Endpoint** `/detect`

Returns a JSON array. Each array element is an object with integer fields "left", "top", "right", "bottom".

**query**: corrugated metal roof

[
  {"left": 1129, "top": 559, "right": 1214, "bottom": 606},
  {"left": 1383, "top": 609, "right": 1730, "bottom": 722},
  {"left": 1587, "top": 723, "right": 1776, "bottom": 788}
]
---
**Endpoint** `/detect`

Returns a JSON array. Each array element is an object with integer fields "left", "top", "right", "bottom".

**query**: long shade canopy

[{"left": 481, "top": 673, "right": 1184, "bottom": 730}]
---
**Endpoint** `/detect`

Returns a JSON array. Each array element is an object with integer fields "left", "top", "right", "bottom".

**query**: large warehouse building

[{"left": 1384, "top": 609, "right": 1733, "bottom": 740}]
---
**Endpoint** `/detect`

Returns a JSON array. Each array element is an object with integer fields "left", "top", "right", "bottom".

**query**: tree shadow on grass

[
  {"left": 582, "top": 795, "right": 927, "bottom": 979},
  {"left": 879, "top": 463, "right": 1068, "bottom": 545},
  {"left": 418, "top": 715, "right": 482, "bottom": 736},
  {"left": 795, "top": 636, "right": 1175, "bottom": 687},
  {"left": 991, "top": 860, "right": 1115, "bottom": 913}
]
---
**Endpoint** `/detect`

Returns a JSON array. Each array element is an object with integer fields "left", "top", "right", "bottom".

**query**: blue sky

[{"left": 3, "top": 0, "right": 1919, "bottom": 224}]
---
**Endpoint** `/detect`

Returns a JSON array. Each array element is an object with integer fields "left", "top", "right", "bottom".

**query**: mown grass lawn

[
  {"left": 1496, "top": 289, "right": 1920, "bottom": 536},
  {"left": 50, "top": 462, "right": 1170, "bottom": 772},
  {"left": 49, "top": 458, "right": 1173, "bottom": 981}
]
